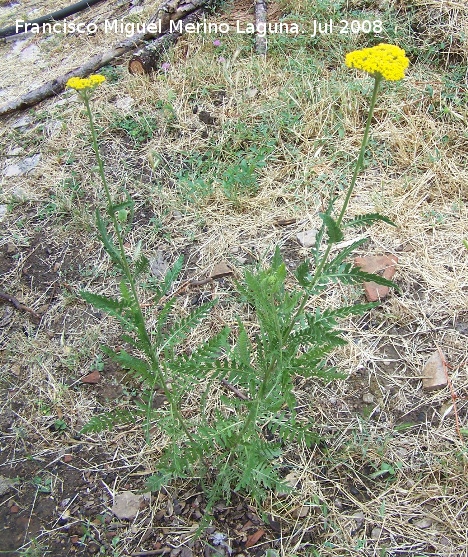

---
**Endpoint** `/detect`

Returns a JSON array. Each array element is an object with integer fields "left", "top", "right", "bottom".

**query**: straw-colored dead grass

[{"left": 1, "top": 0, "right": 468, "bottom": 555}]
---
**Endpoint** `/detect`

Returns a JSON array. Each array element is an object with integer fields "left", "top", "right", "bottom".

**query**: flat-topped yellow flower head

[
  {"left": 345, "top": 43, "right": 409, "bottom": 81},
  {"left": 66, "top": 74, "right": 106, "bottom": 91}
]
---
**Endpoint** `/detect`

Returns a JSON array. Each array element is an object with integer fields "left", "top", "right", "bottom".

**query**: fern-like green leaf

[
  {"left": 159, "top": 300, "right": 216, "bottom": 352},
  {"left": 325, "top": 238, "right": 369, "bottom": 272},
  {"left": 168, "top": 327, "right": 230, "bottom": 375},
  {"left": 324, "top": 263, "right": 399, "bottom": 290},
  {"left": 102, "top": 346, "right": 154, "bottom": 383},
  {"left": 80, "top": 408, "right": 138, "bottom": 433},
  {"left": 79, "top": 291, "right": 125, "bottom": 313},
  {"left": 344, "top": 212, "right": 396, "bottom": 228},
  {"left": 319, "top": 212, "right": 344, "bottom": 243}
]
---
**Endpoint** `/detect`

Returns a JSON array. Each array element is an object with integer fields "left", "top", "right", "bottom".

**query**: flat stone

[
  {"left": 0, "top": 476, "right": 17, "bottom": 497},
  {"left": 297, "top": 229, "right": 317, "bottom": 248},
  {"left": 370, "top": 526, "right": 383, "bottom": 540},
  {"left": 422, "top": 350, "right": 447, "bottom": 391},
  {"left": 414, "top": 517, "right": 433, "bottom": 529},
  {"left": 150, "top": 252, "right": 169, "bottom": 278},
  {"left": 81, "top": 371, "right": 101, "bottom": 384},
  {"left": 211, "top": 262, "right": 233, "bottom": 279},
  {"left": 115, "top": 96, "right": 134, "bottom": 111},
  {"left": 11, "top": 114, "right": 32, "bottom": 129},
  {"left": 112, "top": 491, "right": 150, "bottom": 520},
  {"left": 0, "top": 205, "right": 7, "bottom": 222},
  {"left": 45, "top": 120, "right": 62, "bottom": 137},
  {"left": 354, "top": 254, "right": 398, "bottom": 302},
  {"left": 3, "top": 153, "right": 41, "bottom": 177},
  {"left": 362, "top": 393, "right": 374, "bottom": 404}
]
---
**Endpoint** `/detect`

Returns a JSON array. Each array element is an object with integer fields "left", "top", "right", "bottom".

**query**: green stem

[
  {"left": 82, "top": 94, "right": 198, "bottom": 452},
  {"left": 336, "top": 75, "right": 382, "bottom": 227}
]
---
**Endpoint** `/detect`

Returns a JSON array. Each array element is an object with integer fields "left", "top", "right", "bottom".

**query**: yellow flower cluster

[
  {"left": 66, "top": 74, "right": 106, "bottom": 91},
  {"left": 345, "top": 43, "right": 409, "bottom": 81}
]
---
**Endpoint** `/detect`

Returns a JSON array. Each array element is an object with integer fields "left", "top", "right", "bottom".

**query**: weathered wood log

[
  {"left": 0, "top": 0, "right": 215, "bottom": 117},
  {"left": 255, "top": 0, "right": 267, "bottom": 55},
  {"left": 129, "top": 9, "right": 203, "bottom": 75}
]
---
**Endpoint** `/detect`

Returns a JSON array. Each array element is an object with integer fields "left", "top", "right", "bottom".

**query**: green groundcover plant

[{"left": 69, "top": 43, "right": 408, "bottom": 509}]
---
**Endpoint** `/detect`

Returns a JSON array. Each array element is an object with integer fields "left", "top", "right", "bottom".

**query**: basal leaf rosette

[{"left": 345, "top": 43, "right": 409, "bottom": 81}]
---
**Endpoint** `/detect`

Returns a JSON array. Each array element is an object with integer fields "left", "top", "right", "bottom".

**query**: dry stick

[
  {"left": 0, "top": 0, "right": 207, "bottom": 116},
  {"left": 254, "top": 0, "right": 267, "bottom": 54},
  {"left": 0, "top": 290, "right": 40, "bottom": 319}
]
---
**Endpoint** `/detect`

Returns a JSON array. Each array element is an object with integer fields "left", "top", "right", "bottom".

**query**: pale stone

[
  {"left": 297, "top": 229, "right": 317, "bottom": 248},
  {"left": 112, "top": 491, "right": 150, "bottom": 520},
  {"left": 422, "top": 350, "right": 447, "bottom": 391}
]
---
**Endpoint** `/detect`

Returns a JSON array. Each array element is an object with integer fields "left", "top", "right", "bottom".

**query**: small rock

[
  {"left": 245, "top": 87, "right": 258, "bottom": 99},
  {"left": 63, "top": 454, "right": 73, "bottom": 463},
  {"left": 11, "top": 186, "right": 31, "bottom": 201},
  {"left": 6, "top": 147, "right": 22, "bottom": 156},
  {"left": 81, "top": 371, "right": 101, "bottom": 384},
  {"left": 370, "top": 526, "right": 383, "bottom": 540},
  {"left": 150, "top": 252, "right": 169, "bottom": 278},
  {"left": 297, "top": 229, "right": 317, "bottom": 248},
  {"left": 422, "top": 350, "right": 447, "bottom": 391},
  {"left": 211, "top": 262, "right": 233, "bottom": 279},
  {"left": 354, "top": 254, "right": 398, "bottom": 302},
  {"left": 6, "top": 243, "right": 16, "bottom": 254},
  {"left": 362, "top": 393, "right": 374, "bottom": 404},
  {"left": 112, "top": 491, "right": 150, "bottom": 520},
  {"left": 0, "top": 205, "right": 7, "bottom": 222},
  {"left": 10, "top": 505, "right": 20, "bottom": 513},
  {"left": 115, "top": 96, "right": 134, "bottom": 111},
  {"left": 172, "top": 210, "right": 183, "bottom": 220},
  {"left": 352, "top": 511, "right": 365, "bottom": 526},
  {"left": 45, "top": 120, "right": 62, "bottom": 137},
  {"left": 414, "top": 517, "right": 432, "bottom": 529},
  {"left": 3, "top": 154, "right": 41, "bottom": 177},
  {"left": 11, "top": 114, "right": 32, "bottom": 129},
  {"left": 0, "top": 476, "right": 17, "bottom": 497}
]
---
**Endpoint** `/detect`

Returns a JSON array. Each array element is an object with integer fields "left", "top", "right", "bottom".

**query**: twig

[
  {"left": 254, "top": 0, "right": 268, "bottom": 55},
  {"left": 0, "top": 290, "right": 40, "bottom": 319},
  {"left": 221, "top": 379, "right": 250, "bottom": 401},
  {"left": 141, "top": 277, "right": 213, "bottom": 308},
  {"left": 131, "top": 549, "right": 168, "bottom": 556}
]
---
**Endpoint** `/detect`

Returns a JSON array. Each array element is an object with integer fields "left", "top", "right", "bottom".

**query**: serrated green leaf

[
  {"left": 80, "top": 409, "right": 137, "bottom": 433},
  {"left": 325, "top": 263, "right": 399, "bottom": 291},
  {"left": 80, "top": 291, "right": 126, "bottom": 314},
  {"left": 344, "top": 212, "right": 396, "bottom": 228},
  {"left": 101, "top": 346, "right": 154, "bottom": 383},
  {"left": 325, "top": 237, "right": 369, "bottom": 272},
  {"left": 295, "top": 260, "right": 311, "bottom": 287},
  {"left": 107, "top": 199, "right": 135, "bottom": 218},
  {"left": 169, "top": 327, "right": 230, "bottom": 374},
  {"left": 95, "top": 209, "right": 122, "bottom": 267},
  {"left": 319, "top": 213, "right": 344, "bottom": 243},
  {"left": 159, "top": 300, "right": 216, "bottom": 352}
]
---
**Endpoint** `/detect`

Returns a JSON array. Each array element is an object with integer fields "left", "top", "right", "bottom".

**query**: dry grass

[{"left": 1, "top": 0, "right": 468, "bottom": 555}]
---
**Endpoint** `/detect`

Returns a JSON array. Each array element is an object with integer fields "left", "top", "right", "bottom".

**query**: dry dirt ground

[{"left": 1, "top": 0, "right": 468, "bottom": 556}]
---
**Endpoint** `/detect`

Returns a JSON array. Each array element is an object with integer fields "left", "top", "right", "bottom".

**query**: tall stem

[
  {"left": 256, "top": 76, "right": 384, "bottom": 390},
  {"left": 337, "top": 75, "right": 382, "bottom": 226},
  {"left": 82, "top": 94, "right": 198, "bottom": 451}
]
